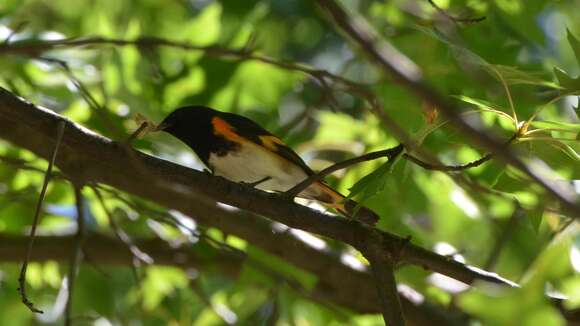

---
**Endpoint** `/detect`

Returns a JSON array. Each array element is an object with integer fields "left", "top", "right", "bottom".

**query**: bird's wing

[{"left": 218, "top": 112, "right": 315, "bottom": 176}]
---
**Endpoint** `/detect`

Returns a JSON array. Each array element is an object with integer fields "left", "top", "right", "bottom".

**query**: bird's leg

[{"left": 241, "top": 176, "right": 272, "bottom": 188}]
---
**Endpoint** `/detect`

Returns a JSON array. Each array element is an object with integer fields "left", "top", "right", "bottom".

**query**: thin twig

[
  {"left": 285, "top": 144, "right": 404, "bottom": 198},
  {"left": 403, "top": 152, "right": 492, "bottom": 171},
  {"left": 65, "top": 186, "right": 86, "bottom": 326},
  {"left": 402, "top": 132, "right": 518, "bottom": 171},
  {"left": 427, "top": 0, "right": 486, "bottom": 24},
  {"left": 17, "top": 120, "right": 65, "bottom": 314}
]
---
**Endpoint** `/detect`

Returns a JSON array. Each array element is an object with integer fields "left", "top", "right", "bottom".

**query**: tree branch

[{"left": 402, "top": 132, "right": 518, "bottom": 172}]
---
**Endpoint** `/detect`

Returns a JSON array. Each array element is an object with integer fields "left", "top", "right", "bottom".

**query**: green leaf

[
  {"left": 568, "top": 29, "right": 580, "bottom": 68},
  {"left": 530, "top": 120, "right": 580, "bottom": 131},
  {"left": 550, "top": 142, "right": 580, "bottom": 162},
  {"left": 492, "top": 65, "right": 560, "bottom": 88},
  {"left": 527, "top": 205, "right": 544, "bottom": 234},
  {"left": 553, "top": 31, "right": 580, "bottom": 93},
  {"left": 453, "top": 95, "right": 515, "bottom": 122},
  {"left": 553, "top": 67, "right": 580, "bottom": 92},
  {"left": 347, "top": 158, "right": 397, "bottom": 204}
]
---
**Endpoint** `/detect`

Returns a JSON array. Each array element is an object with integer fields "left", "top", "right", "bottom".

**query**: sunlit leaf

[
  {"left": 492, "top": 65, "right": 560, "bottom": 88},
  {"left": 530, "top": 120, "right": 580, "bottom": 131},
  {"left": 549, "top": 141, "right": 580, "bottom": 162},
  {"left": 554, "top": 67, "right": 580, "bottom": 93},
  {"left": 553, "top": 31, "right": 580, "bottom": 94},
  {"left": 347, "top": 158, "right": 397, "bottom": 205},
  {"left": 453, "top": 95, "right": 515, "bottom": 122}
]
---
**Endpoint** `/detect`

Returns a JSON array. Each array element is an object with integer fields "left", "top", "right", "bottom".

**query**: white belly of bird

[{"left": 208, "top": 142, "right": 308, "bottom": 192}]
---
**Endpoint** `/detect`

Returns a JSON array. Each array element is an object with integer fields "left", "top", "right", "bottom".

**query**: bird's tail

[{"left": 300, "top": 181, "right": 379, "bottom": 225}]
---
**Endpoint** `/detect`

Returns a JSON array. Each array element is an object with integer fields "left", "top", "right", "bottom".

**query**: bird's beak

[{"left": 154, "top": 122, "right": 170, "bottom": 131}]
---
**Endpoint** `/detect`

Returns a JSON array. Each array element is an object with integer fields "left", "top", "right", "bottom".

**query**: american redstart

[{"left": 156, "top": 106, "right": 379, "bottom": 225}]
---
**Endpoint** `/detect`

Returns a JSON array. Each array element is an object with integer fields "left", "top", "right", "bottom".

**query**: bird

[{"left": 155, "top": 105, "right": 379, "bottom": 225}]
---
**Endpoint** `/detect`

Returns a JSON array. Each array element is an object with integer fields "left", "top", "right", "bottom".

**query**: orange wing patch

[
  {"left": 212, "top": 117, "right": 243, "bottom": 142},
  {"left": 259, "top": 135, "right": 286, "bottom": 151}
]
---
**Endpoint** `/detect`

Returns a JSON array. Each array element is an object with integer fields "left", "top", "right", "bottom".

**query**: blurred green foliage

[{"left": 0, "top": 0, "right": 580, "bottom": 325}]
